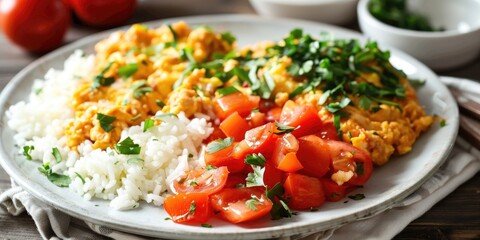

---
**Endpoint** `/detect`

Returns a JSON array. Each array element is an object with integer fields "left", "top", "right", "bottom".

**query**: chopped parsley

[
  {"left": 156, "top": 100, "right": 165, "bottom": 108},
  {"left": 245, "top": 165, "right": 265, "bottom": 187},
  {"left": 206, "top": 137, "right": 234, "bottom": 154},
  {"left": 244, "top": 153, "right": 266, "bottom": 167},
  {"left": 220, "top": 31, "right": 236, "bottom": 45},
  {"left": 115, "top": 137, "right": 141, "bottom": 155},
  {"left": 92, "top": 62, "right": 115, "bottom": 90},
  {"left": 206, "top": 165, "right": 217, "bottom": 170},
  {"left": 131, "top": 80, "right": 152, "bottom": 99},
  {"left": 167, "top": 24, "right": 178, "bottom": 47},
  {"left": 118, "top": 63, "right": 138, "bottom": 79},
  {"left": 266, "top": 183, "right": 293, "bottom": 220},
  {"left": 348, "top": 193, "right": 366, "bottom": 200},
  {"left": 22, "top": 145, "right": 34, "bottom": 160},
  {"left": 201, "top": 223, "right": 212, "bottom": 228},
  {"left": 274, "top": 122, "right": 296, "bottom": 135},
  {"left": 245, "top": 197, "right": 261, "bottom": 211},
  {"left": 216, "top": 86, "right": 239, "bottom": 96},
  {"left": 189, "top": 202, "right": 196, "bottom": 214},
  {"left": 189, "top": 181, "right": 199, "bottom": 187},
  {"left": 51, "top": 147, "right": 62, "bottom": 163},
  {"left": 143, "top": 118, "right": 154, "bottom": 132},
  {"left": 96, "top": 113, "right": 116, "bottom": 132},
  {"left": 38, "top": 163, "right": 71, "bottom": 187},
  {"left": 74, "top": 172, "right": 85, "bottom": 184},
  {"left": 440, "top": 119, "right": 447, "bottom": 127},
  {"left": 356, "top": 162, "right": 365, "bottom": 175}
]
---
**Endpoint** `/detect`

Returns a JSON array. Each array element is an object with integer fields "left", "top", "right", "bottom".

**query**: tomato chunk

[
  {"left": 297, "top": 135, "right": 331, "bottom": 178},
  {"left": 219, "top": 112, "right": 250, "bottom": 141},
  {"left": 164, "top": 192, "right": 211, "bottom": 223},
  {"left": 215, "top": 92, "right": 259, "bottom": 120},
  {"left": 263, "top": 163, "right": 284, "bottom": 189},
  {"left": 279, "top": 100, "right": 323, "bottom": 137},
  {"left": 327, "top": 140, "right": 373, "bottom": 186},
  {"left": 204, "top": 144, "right": 245, "bottom": 173},
  {"left": 283, "top": 173, "right": 325, "bottom": 210},
  {"left": 316, "top": 121, "right": 340, "bottom": 140},
  {"left": 210, "top": 187, "right": 273, "bottom": 223},
  {"left": 248, "top": 111, "right": 267, "bottom": 128},
  {"left": 244, "top": 122, "right": 278, "bottom": 154},
  {"left": 320, "top": 178, "right": 354, "bottom": 202},
  {"left": 272, "top": 134, "right": 302, "bottom": 172},
  {"left": 173, "top": 167, "right": 229, "bottom": 195}
]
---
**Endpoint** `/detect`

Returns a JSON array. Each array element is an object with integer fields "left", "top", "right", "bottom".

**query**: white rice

[{"left": 6, "top": 51, "right": 213, "bottom": 210}]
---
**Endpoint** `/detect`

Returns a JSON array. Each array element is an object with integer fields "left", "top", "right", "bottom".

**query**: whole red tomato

[
  {"left": 68, "top": 0, "right": 136, "bottom": 28},
  {"left": 0, "top": 0, "right": 70, "bottom": 52}
]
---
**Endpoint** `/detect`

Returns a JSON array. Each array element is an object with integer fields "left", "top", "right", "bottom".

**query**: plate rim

[{"left": 0, "top": 14, "right": 459, "bottom": 239}]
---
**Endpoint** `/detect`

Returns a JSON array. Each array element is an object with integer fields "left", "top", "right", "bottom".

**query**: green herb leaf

[
  {"left": 75, "top": 172, "right": 85, "bottom": 184},
  {"left": 118, "top": 63, "right": 138, "bottom": 79},
  {"left": 92, "top": 62, "right": 115, "bottom": 90},
  {"left": 143, "top": 118, "right": 154, "bottom": 132},
  {"left": 440, "top": 119, "right": 446, "bottom": 127},
  {"left": 274, "top": 121, "right": 296, "bottom": 135},
  {"left": 206, "top": 137, "right": 234, "bottom": 154},
  {"left": 201, "top": 223, "right": 212, "bottom": 228},
  {"left": 189, "top": 202, "right": 196, "bottom": 214},
  {"left": 206, "top": 165, "right": 217, "bottom": 170},
  {"left": 221, "top": 31, "right": 236, "bottom": 45},
  {"left": 167, "top": 24, "right": 178, "bottom": 47},
  {"left": 22, "top": 145, "right": 34, "bottom": 160},
  {"left": 348, "top": 193, "right": 365, "bottom": 200},
  {"left": 190, "top": 181, "right": 199, "bottom": 187},
  {"left": 52, "top": 147, "right": 62, "bottom": 163},
  {"left": 358, "top": 96, "right": 373, "bottom": 110},
  {"left": 356, "top": 162, "right": 364, "bottom": 175},
  {"left": 115, "top": 137, "right": 141, "bottom": 155},
  {"left": 156, "top": 100, "right": 166, "bottom": 108},
  {"left": 245, "top": 197, "right": 260, "bottom": 211},
  {"left": 38, "top": 163, "right": 71, "bottom": 187},
  {"left": 127, "top": 157, "right": 144, "bottom": 165},
  {"left": 97, "top": 113, "right": 116, "bottom": 132},
  {"left": 244, "top": 153, "right": 266, "bottom": 167},
  {"left": 246, "top": 165, "right": 265, "bottom": 187},
  {"left": 216, "top": 86, "right": 239, "bottom": 96},
  {"left": 131, "top": 80, "right": 152, "bottom": 99},
  {"left": 266, "top": 183, "right": 293, "bottom": 220},
  {"left": 334, "top": 114, "right": 342, "bottom": 140}
]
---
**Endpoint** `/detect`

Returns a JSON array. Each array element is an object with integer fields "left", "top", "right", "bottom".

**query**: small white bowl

[
  {"left": 249, "top": 0, "right": 358, "bottom": 26},
  {"left": 357, "top": 0, "right": 480, "bottom": 71}
]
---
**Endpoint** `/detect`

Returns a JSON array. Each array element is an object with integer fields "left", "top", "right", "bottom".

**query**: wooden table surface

[{"left": 0, "top": 1, "right": 479, "bottom": 239}]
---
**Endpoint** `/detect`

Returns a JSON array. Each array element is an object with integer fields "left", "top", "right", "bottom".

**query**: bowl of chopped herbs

[{"left": 357, "top": 0, "right": 480, "bottom": 70}]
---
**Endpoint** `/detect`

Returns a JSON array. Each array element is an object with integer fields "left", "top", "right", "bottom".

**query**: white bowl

[
  {"left": 249, "top": 0, "right": 358, "bottom": 25},
  {"left": 357, "top": 0, "right": 480, "bottom": 71}
]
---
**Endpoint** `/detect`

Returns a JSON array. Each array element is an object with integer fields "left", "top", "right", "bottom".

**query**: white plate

[{"left": 0, "top": 15, "right": 458, "bottom": 239}]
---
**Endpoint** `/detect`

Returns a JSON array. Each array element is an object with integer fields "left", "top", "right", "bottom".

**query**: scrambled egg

[{"left": 65, "top": 22, "right": 432, "bottom": 166}]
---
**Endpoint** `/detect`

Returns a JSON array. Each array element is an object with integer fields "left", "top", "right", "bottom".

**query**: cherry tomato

[
  {"left": 173, "top": 167, "right": 229, "bottom": 195},
  {"left": 320, "top": 178, "right": 354, "bottom": 202},
  {"left": 316, "top": 121, "right": 340, "bottom": 140},
  {"left": 279, "top": 100, "right": 323, "bottom": 137},
  {"left": 244, "top": 122, "right": 278, "bottom": 154},
  {"left": 272, "top": 134, "right": 303, "bottom": 172},
  {"left": 0, "top": 0, "right": 70, "bottom": 52},
  {"left": 283, "top": 173, "right": 325, "bottom": 210},
  {"left": 67, "top": 0, "right": 136, "bottom": 28},
  {"left": 327, "top": 140, "right": 373, "bottom": 186},
  {"left": 164, "top": 192, "right": 211, "bottom": 223},
  {"left": 215, "top": 92, "right": 260, "bottom": 120},
  {"left": 204, "top": 144, "right": 245, "bottom": 173},
  {"left": 224, "top": 172, "right": 247, "bottom": 188},
  {"left": 297, "top": 135, "right": 331, "bottom": 178},
  {"left": 219, "top": 112, "right": 250, "bottom": 141},
  {"left": 210, "top": 187, "right": 273, "bottom": 223}
]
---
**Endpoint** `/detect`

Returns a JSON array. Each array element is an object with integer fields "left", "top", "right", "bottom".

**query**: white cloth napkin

[{"left": 1, "top": 137, "right": 478, "bottom": 240}]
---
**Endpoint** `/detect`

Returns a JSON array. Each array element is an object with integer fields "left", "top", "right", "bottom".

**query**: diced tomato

[
  {"left": 248, "top": 111, "right": 267, "bottom": 128},
  {"left": 232, "top": 140, "right": 251, "bottom": 161},
  {"left": 210, "top": 187, "right": 273, "bottom": 223},
  {"left": 271, "top": 134, "right": 302, "bottom": 172},
  {"left": 263, "top": 163, "right": 284, "bottom": 189},
  {"left": 164, "top": 192, "right": 212, "bottom": 223},
  {"left": 266, "top": 107, "right": 282, "bottom": 122},
  {"left": 259, "top": 100, "right": 275, "bottom": 113},
  {"left": 297, "top": 135, "right": 331, "bottom": 178},
  {"left": 205, "top": 126, "right": 226, "bottom": 143},
  {"left": 204, "top": 145, "right": 245, "bottom": 173},
  {"left": 316, "top": 121, "right": 340, "bottom": 140},
  {"left": 215, "top": 92, "right": 259, "bottom": 120},
  {"left": 283, "top": 173, "right": 325, "bottom": 210},
  {"left": 320, "top": 178, "right": 354, "bottom": 202},
  {"left": 327, "top": 140, "right": 373, "bottom": 186},
  {"left": 219, "top": 112, "right": 250, "bottom": 141},
  {"left": 173, "top": 167, "right": 229, "bottom": 195},
  {"left": 279, "top": 100, "right": 323, "bottom": 137},
  {"left": 244, "top": 122, "right": 278, "bottom": 154},
  {"left": 224, "top": 172, "right": 247, "bottom": 188}
]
